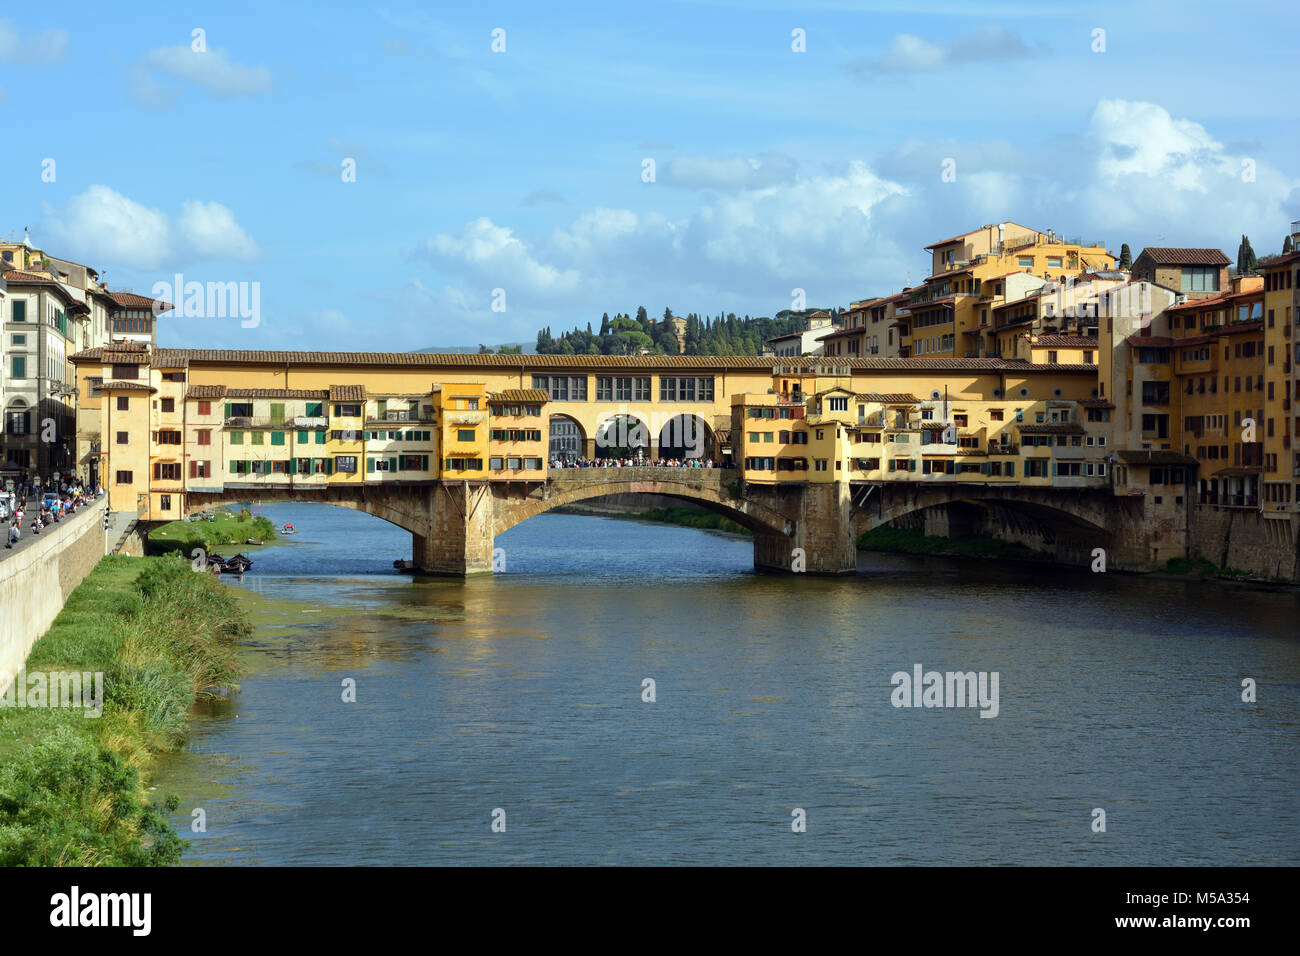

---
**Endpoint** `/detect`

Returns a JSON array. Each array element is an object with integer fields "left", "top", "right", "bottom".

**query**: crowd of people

[
  {"left": 549, "top": 456, "right": 719, "bottom": 469},
  {"left": 4, "top": 476, "right": 103, "bottom": 550}
]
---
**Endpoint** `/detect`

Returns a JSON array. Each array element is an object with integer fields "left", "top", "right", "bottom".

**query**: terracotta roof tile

[
  {"left": 854, "top": 392, "right": 919, "bottom": 404},
  {"left": 1137, "top": 247, "right": 1230, "bottom": 266},
  {"left": 99, "top": 380, "right": 157, "bottom": 392},
  {"left": 329, "top": 384, "right": 366, "bottom": 401},
  {"left": 68, "top": 348, "right": 1098, "bottom": 375},
  {"left": 1032, "top": 335, "right": 1099, "bottom": 348},
  {"left": 488, "top": 389, "right": 549, "bottom": 403},
  {"left": 187, "top": 385, "right": 227, "bottom": 399}
]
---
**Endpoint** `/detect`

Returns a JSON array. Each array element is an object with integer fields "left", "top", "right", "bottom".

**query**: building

[
  {"left": 0, "top": 234, "right": 162, "bottom": 482},
  {"left": 1130, "top": 247, "right": 1231, "bottom": 300},
  {"left": 766, "top": 310, "right": 838, "bottom": 357},
  {"left": 896, "top": 223, "right": 1116, "bottom": 360},
  {"left": 821, "top": 292, "right": 910, "bottom": 359}
]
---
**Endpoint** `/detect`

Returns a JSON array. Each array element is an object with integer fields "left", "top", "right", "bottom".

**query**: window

[
  {"left": 457, "top": 429, "right": 475, "bottom": 442},
  {"left": 153, "top": 463, "right": 182, "bottom": 481},
  {"left": 271, "top": 431, "right": 286, "bottom": 446},
  {"left": 1181, "top": 266, "right": 1220, "bottom": 292},
  {"left": 10, "top": 357, "right": 25, "bottom": 378},
  {"left": 116, "top": 431, "right": 129, "bottom": 445},
  {"left": 334, "top": 403, "right": 361, "bottom": 417},
  {"left": 828, "top": 397, "right": 848, "bottom": 412},
  {"left": 115, "top": 471, "right": 133, "bottom": 484},
  {"left": 197, "top": 429, "right": 211, "bottom": 445},
  {"left": 156, "top": 429, "right": 182, "bottom": 445},
  {"left": 659, "top": 376, "right": 715, "bottom": 402},
  {"left": 595, "top": 376, "right": 651, "bottom": 401},
  {"left": 305, "top": 402, "right": 323, "bottom": 417},
  {"left": 334, "top": 456, "right": 358, "bottom": 473},
  {"left": 531, "top": 375, "right": 587, "bottom": 401},
  {"left": 11, "top": 300, "right": 26, "bottom": 322}
]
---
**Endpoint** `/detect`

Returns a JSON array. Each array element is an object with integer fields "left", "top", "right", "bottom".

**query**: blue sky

[{"left": 4, "top": 0, "right": 1297, "bottom": 351}]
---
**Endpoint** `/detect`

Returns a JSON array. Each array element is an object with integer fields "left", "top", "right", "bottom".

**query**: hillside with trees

[{"left": 533, "top": 307, "right": 837, "bottom": 356}]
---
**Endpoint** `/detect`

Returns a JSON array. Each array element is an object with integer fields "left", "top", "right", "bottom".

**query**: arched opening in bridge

[
  {"left": 594, "top": 414, "right": 649, "bottom": 460},
  {"left": 547, "top": 414, "right": 586, "bottom": 463},
  {"left": 657, "top": 414, "right": 712, "bottom": 461}
]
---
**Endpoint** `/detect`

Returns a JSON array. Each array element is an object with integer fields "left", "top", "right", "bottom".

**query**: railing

[{"left": 548, "top": 465, "right": 734, "bottom": 480}]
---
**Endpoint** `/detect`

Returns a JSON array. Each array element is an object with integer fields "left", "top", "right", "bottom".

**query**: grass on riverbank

[
  {"left": 0, "top": 554, "right": 247, "bottom": 866},
  {"left": 638, "top": 506, "right": 750, "bottom": 535},
  {"left": 857, "top": 525, "right": 1052, "bottom": 561},
  {"left": 148, "top": 508, "right": 276, "bottom": 555}
]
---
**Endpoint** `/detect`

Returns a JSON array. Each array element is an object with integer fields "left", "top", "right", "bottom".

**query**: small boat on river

[{"left": 210, "top": 553, "right": 253, "bottom": 574}]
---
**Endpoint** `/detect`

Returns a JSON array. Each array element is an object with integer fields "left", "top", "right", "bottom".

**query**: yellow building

[{"left": 901, "top": 222, "right": 1116, "bottom": 359}]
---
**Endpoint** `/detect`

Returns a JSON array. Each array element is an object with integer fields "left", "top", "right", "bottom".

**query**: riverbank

[
  {"left": 148, "top": 508, "right": 277, "bottom": 555},
  {"left": 0, "top": 554, "right": 247, "bottom": 865},
  {"left": 856, "top": 525, "right": 1053, "bottom": 561}
]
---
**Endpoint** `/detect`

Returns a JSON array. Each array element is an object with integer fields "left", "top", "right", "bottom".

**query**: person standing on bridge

[{"left": 6, "top": 520, "right": 18, "bottom": 548}]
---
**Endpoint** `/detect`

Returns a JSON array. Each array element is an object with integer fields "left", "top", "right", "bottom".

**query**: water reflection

[{"left": 152, "top": 502, "right": 1300, "bottom": 865}]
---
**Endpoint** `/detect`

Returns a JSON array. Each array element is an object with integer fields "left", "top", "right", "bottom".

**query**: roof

[
  {"left": 1136, "top": 247, "right": 1230, "bottom": 266},
  {"left": 194, "top": 387, "right": 330, "bottom": 400},
  {"left": 98, "top": 381, "right": 157, "bottom": 393},
  {"left": 488, "top": 389, "right": 549, "bottom": 403},
  {"left": 328, "top": 384, "right": 366, "bottom": 402},
  {"left": 1017, "top": 423, "right": 1087, "bottom": 435},
  {"left": 107, "top": 291, "right": 173, "bottom": 311},
  {"left": 1032, "top": 335, "right": 1098, "bottom": 348},
  {"left": 923, "top": 222, "right": 1035, "bottom": 251},
  {"left": 854, "top": 392, "right": 919, "bottom": 404},
  {"left": 1259, "top": 251, "right": 1300, "bottom": 270},
  {"left": 67, "top": 348, "right": 1101, "bottom": 374},
  {"left": 1116, "top": 450, "right": 1198, "bottom": 466}
]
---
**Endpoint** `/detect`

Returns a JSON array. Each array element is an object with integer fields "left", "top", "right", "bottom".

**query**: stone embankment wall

[
  {"left": 0, "top": 499, "right": 108, "bottom": 693},
  {"left": 1189, "top": 507, "right": 1299, "bottom": 581}
]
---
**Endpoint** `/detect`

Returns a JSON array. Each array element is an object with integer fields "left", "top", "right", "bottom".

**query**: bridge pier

[
  {"left": 414, "top": 482, "right": 496, "bottom": 575},
  {"left": 752, "top": 482, "right": 858, "bottom": 574}
]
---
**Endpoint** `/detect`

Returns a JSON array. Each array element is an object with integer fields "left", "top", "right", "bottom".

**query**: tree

[
  {"left": 1237, "top": 235, "right": 1258, "bottom": 276},
  {"left": 1118, "top": 243, "right": 1132, "bottom": 269},
  {"left": 1284, "top": 235, "right": 1294, "bottom": 254},
  {"left": 599, "top": 313, "right": 611, "bottom": 336}
]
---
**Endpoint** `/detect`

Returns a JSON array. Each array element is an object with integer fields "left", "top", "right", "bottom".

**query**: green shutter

[
  {"left": 367, "top": 458, "right": 375, "bottom": 473},
  {"left": 306, "top": 402, "right": 322, "bottom": 417},
  {"left": 981, "top": 462, "right": 991, "bottom": 476},
  {"left": 421, "top": 455, "right": 429, "bottom": 471},
  {"left": 390, "top": 457, "right": 398, "bottom": 472},
  {"left": 316, "top": 431, "right": 325, "bottom": 445},
  {"left": 271, "top": 431, "right": 285, "bottom": 446},
  {"left": 298, "top": 430, "right": 308, "bottom": 442},
  {"left": 289, "top": 458, "right": 298, "bottom": 475},
  {"left": 225, "top": 402, "right": 232, "bottom": 418}
]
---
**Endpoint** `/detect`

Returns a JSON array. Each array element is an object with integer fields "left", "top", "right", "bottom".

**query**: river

[{"left": 152, "top": 502, "right": 1300, "bottom": 865}]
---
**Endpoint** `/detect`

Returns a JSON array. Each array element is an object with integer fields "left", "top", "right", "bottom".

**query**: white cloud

[
  {"left": 664, "top": 153, "right": 798, "bottom": 190},
  {"left": 40, "top": 186, "right": 259, "bottom": 270},
  {"left": 1082, "top": 99, "right": 1298, "bottom": 237},
  {"left": 850, "top": 24, "right": 1042, "bottom": 75},
  {"left": 131, "top": 45, "right": 272, "bottom": 107},
  {"left": 419, "top": 217, "right": 580, "bottom": 297},
  {"left": 0, "top": 20, "right": 68, "bottom": 63},
  {"left": 176, "top": 200, "right": 260, "bottom": 261}
]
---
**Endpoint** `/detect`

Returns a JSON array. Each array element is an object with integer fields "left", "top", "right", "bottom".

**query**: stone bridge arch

[
  {"left": 492, "top": 471, "right": 793, "bottom": 539},
  {"left": 852, "top": 482, "right": 1131, "bottom": 567}
]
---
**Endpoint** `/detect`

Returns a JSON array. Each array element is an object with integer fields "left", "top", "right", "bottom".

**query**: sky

[{"left": 3, "top": 0, "right": 1298, "bottom": 352}]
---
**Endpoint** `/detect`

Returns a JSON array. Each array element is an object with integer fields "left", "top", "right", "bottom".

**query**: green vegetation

[
  {"left": 535, "top": 307, "right": 836, "bottom": 356},
  {"left": 1163, "top": 556, "right": 1221, "bottom": 576},
  {"left": 638, "top": 506, "right": 750, "bottom": 535},
  {"left": 857, "top": 525, "right": 1051, "bottom": 561},
  {"left": 0, "top": 555, "right": 247, "bottom": 866},
  {"left": 148, "top": 508, "right": 275, "bottom": 555}
]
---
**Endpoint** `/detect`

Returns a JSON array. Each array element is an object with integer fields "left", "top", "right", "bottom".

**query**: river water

[{"left": 152, "top": 502, "right": 1300, "bottom": 865}]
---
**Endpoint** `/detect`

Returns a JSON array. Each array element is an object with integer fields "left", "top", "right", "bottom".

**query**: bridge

[{"left": 178, "top": 467, "right": 1143, "bottom": 574}]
